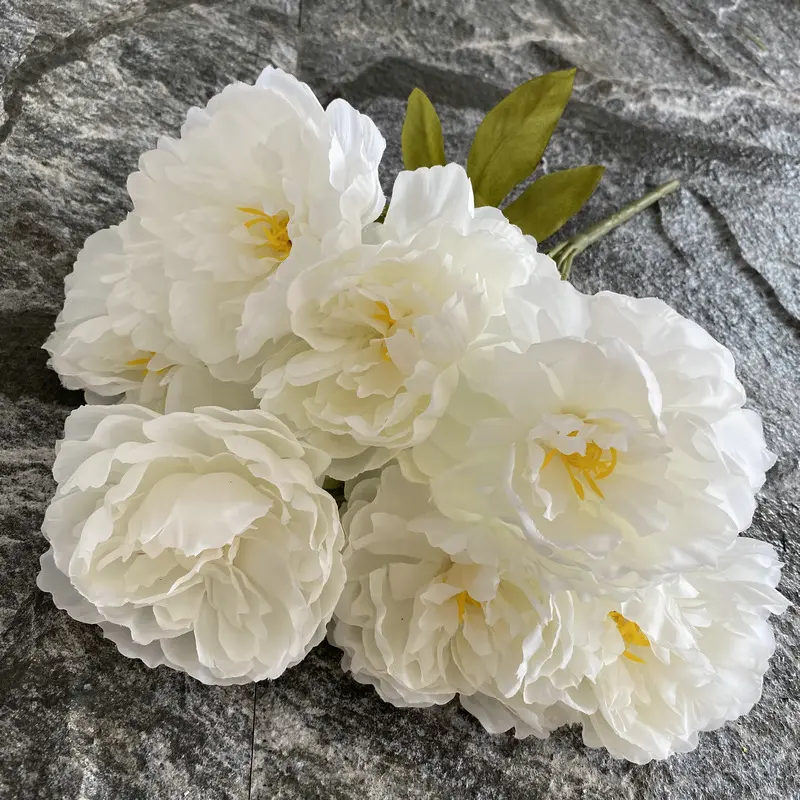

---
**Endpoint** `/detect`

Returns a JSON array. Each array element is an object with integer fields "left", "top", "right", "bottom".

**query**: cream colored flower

[
  {"left": 38, "top": 405, "right": 345, "bottom": 684},
  {"left": 330, "top": 465, "right": 594, "bottom": 727},
  {"left": 44, "top": 218, "right": 259, "bottom": 412},
  {"left": 44, "top": 222, "right": 160, "bottom": 398},
  {"left": 125, "top": 67, "right": 385, "bottom": 382},
  {"left": 332, "top": 468, "right": 785, "bottom": 762},
  {"left": 255, "top": 164, "right": 560, "bottom": 479},
  {"left": 465, "top": 537, "right": 787, "bottom": 763},
  {"left": 402, "top": 278, "right": 774, "bottom": 586}
]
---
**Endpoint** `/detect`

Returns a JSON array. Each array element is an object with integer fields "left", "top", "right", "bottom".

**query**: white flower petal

[
  {"left": 382, "top": 164, "right": 474, "bottom": 240},
  {"left": 404, "top": 280, "right": 774, "bottom": 586},
  {"left": 47, "top": 70, "right": 384, "bottom": 400},
  {"left": 38, "top": 405, "right": 345, "bottom": 684},
  {"left": 256, "top": 164, "right": 556, "bottom": 478}
]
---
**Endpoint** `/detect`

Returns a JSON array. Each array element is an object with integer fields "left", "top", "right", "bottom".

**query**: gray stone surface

[{"left": 0, "top": 0, "right": 798, "bottom": 797}]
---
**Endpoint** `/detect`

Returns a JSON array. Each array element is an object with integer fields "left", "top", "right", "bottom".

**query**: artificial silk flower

[
  {"left": 464, "top": 536, "right": 787, "bottom": 764},
  {"left": 44, "top": 221, "right": 171, "bottom": 400},
  {"left": 330, "top": 465, "right": 595, "bottom": 714},
  {"left": 255, "top": 164, "right": 560, "bottom": 479},
  {"left": 332, "top": 467, "right": 786, "bottom": 762},
  {"left": 39, "top": 60, "right": 786, "bottom": 765},
  {"left": 44, "top": 217, "right": 260, "bottom": 412},
  {"left": 37, "top": 404, "right": 345, "bottom": 684},
  {"left": 123, "top": 66, "right": 385, "bottom": 383},
  {"left": 401, "top": 277, "right": 774, "bottom": 586}
]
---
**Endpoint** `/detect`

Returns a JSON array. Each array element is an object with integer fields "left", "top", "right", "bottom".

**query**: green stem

[{"left": 548, "top": 179, "right": 681, "bottom": 280}]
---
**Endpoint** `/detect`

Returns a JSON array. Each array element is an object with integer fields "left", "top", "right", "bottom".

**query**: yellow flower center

[
  {"left": 609, "top": 611, "right": 650, "bottom": 663},
  {"left": 372, "top": 301, "right": 397, "bottom": 330},
  {"left": 542, "top": 433, "right": 618, "bottom": 500},
  {"left": 125, "top": 352, "right": 168, "bottom": 376},
  {"left": 371, "top": 301, "right": 399, "bottom": 363},
  {"left": 455, "top": 590, "right": 481, "bottom": 624},
  {"left": 238, "top": 207, "right": 292, "bottom": 261}
]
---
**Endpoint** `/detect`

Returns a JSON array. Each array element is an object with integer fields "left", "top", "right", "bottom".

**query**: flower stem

[{"left": 548, "top": 179, "right": 681, "bottom": 280}]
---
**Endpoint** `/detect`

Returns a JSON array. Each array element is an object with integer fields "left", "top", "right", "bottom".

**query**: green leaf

[
  {"left": 401, "top": 88, "right": 447, "bottom": 170},
  {"left": 467, "top": 68, "right": 576, "bottom": 207},
  {"left": 503, "top": 165, "right": 605, "bottom": 242}
]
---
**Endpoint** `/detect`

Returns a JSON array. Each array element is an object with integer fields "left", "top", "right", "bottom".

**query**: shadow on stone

[{"left": 0, "top": 310, "right": 82, "bottom": 406}]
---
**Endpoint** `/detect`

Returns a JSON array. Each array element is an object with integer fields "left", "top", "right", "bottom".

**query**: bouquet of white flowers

[{"left": 39, "top": 66, "right": 786, "bottom": 764}]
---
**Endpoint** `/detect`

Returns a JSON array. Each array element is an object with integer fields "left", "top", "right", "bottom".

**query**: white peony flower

[
  {"left": 330, "top": 465, "right": 590, "bottom": 729},
  {"left": 255, "top": 164, "right": 560, "bottom": 479},
  {"left": 331, "top": 467, "right": 786, "bottom": 762},
  {"left": 124, "top": 67, "right": 385, "bottom": 382},
  {"left": 401, "top": 278, "right": 774, "bottom": 586},
  {"left": 37, "top": 404, "right": 345, "bottom": 684},
  {"left": 45, "top": 222, "right": 160, "bottom": 399},
  {"left": 44, "top": 218, "right": 259, "bottom": 413},
  {"left": 466, "top": 536, "right": 787, "bottom": 764}
]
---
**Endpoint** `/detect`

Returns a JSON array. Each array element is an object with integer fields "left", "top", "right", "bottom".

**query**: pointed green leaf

[
  {"left": 504, "top": 165, "right": 605, "bottom": 242},
  {"left": 467, "top": 68, "right": 576, "bottom": 207},
  {"left": 401, "top": 88, "right": 447, "bottom": 171}
]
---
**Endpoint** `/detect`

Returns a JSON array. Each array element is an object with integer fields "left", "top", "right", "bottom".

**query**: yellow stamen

[
  {"left": 126, "top": 356, "right": 152, "bottom": 367},
  {"left": 543, "top": 441, "right": 617, "bottom": 500},
  {"left": 609, "top": 611, "right": 650, "bottom": 663},
  {"left": 238, "top": 207, "right": 292, "bottom": 260},
  {"left": 125, "top": 352, "right": 169, "bottom": 376},
  {"left": 372, "top": 302, "right": 399, "bottom": 363},
  {"left": 371, "top": 301, "right": 397, "bottom": 329},
  {"left": 455, "top": 590, "right": 481, "bottom": 624}
]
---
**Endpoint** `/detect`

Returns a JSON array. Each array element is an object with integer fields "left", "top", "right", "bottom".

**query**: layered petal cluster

[
  {"left": 44, "top": 221, "right": 171, "bottom": 401},
  {"left": 38, "top": 405, "right": 345, "bottom": 684},
  {"left": 41, "top": 65, "right": 786, "bottom": 760},
  {"left": 329, "top": 267, "right": 784, "bottom": 763},
  {"left": 467, "top": 536, "right": 787, "bottom": 763},
  {"left": 45, "top": 68, "right": 385, "bottom": 405},
  {"left": 401, "top": 278, "right": 774, "bottom": 587},
  {"left": 331, "top": 465, "right": 574, "bottom": 713},
  {"left": 332, "top": 467, "right": 787, "bottom": 762},
  {"left": 126, "top": 67, "right": 385, "bottom": 382},
  {"left": 44, "top": 220, "right": 253, "bottom": 412},
  {"left": 255, "top": 164, "right": 559, "bottom": 479}
]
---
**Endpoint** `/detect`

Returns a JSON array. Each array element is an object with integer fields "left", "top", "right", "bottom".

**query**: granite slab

[{"left": 0, "top": 1, "right": 798, "bottom": 798}]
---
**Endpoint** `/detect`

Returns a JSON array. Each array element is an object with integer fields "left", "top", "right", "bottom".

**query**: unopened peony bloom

[
  {"left": 255, "top": 164, "right": 560, "bottom": 479},
  {"left": 401, "top": 278, "right": 774, "bottom": 586},
  {"left": 124, "top": 67, "right": 385, "bottom": 382},
  {"left": 331, "top": 468, "right": 786, "bottom": 762},
  {"left": 44, "top": 219, "right": 259, "bottom": 412},
  {"left": 465, "top": 536, "right": 787, "bottom": 763},
  {"left": 38, "top": 404, "right": 345, "bottom": 684}
]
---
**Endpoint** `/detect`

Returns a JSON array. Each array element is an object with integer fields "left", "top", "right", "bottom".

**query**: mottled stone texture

[{"left": 0, "top": 0, "right": 798, "bottom": 797}]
